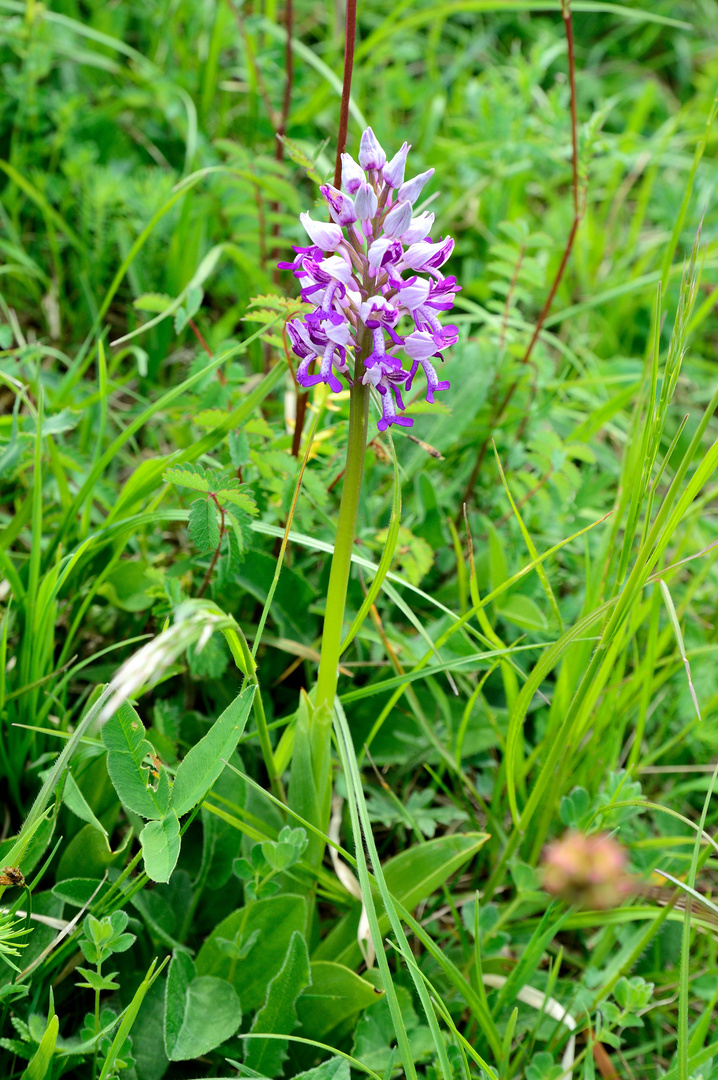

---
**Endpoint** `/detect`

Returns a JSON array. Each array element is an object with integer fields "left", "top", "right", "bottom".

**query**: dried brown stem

[
  {"left": 333, "top": 0, "right": 357, "bottom": 188},
  {"left": 271, "top": 0, "right": 295, "bottom": 280},
  {"left": 293, "top": 0, "right": 357, "bottom": 453}
]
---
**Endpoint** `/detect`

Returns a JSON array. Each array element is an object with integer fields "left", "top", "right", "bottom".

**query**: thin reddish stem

[
  {"left": 271, "top": 0, "right": 294, "bottom": 281},
  {"left": 197, "top": 497, "right": 226, "bottom": 599},
  {"left": 333, "top": 0, "right": 357, "bottom": 188},
  {"left": 293, "top": 0, "right": 357, "bottom": 454},
  {"left": 189, "top": 319, "right": 212, "bottom": 359}
]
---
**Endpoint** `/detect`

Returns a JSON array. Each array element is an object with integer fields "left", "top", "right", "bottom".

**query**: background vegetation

[{"left": 1, "top": 1, "right": 718, "bottom": 1078}]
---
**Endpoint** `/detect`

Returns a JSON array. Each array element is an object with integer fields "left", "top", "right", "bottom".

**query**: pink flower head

[
  {"left": 279, "top": 130, "right": 460, "bottom": 430},
  {"left": 542, "top": 830, "right": 633, "bottom": 910}
]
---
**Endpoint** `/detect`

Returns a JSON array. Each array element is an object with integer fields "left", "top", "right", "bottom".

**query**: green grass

[{"left": 1, "top": 1, "right": 718, "bottom": 1078}]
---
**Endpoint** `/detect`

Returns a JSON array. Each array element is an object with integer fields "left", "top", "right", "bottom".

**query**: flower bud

[
  {"left": 398, "top": 168, "right": 434, "bottom": 206},
  {"left": 401, "top": 212, "right": 435, "bottom": 245},
  {"left": 341, "top": 153, "right": 365, "bottom": 195},
  {"left": 383, "top": 142, "right": 410, "bottom": 188},
  {"left": 299, "top": 212, "right": 344, "bottom": 251},
  {"left": 354, "top": 182, "right": 378, "bottom": 221},
  {"left": 382, "top": 200, "right": 413, "bottom": 238},
  {"left": 359, "top": 127, "right": 386, "bottom": 170},
  {"left": 320, "top": 184, "right": 357, "bottom": 226}
]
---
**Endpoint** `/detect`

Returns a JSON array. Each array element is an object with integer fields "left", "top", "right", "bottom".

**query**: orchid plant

[{"left": 278, "top": 130, "right": 460, "bottom": 858}]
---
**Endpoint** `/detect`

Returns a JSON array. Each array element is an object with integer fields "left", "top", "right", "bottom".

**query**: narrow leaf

[
  {"left": 170, "top": 686, "right": 255, "bottom": 817},
  {"left": 102, "top": 702, "right": 170, "bottom": 819},
  {"left": 20, "top": 1014, "right": 58, "bottom": 1080},
  {"left": 245, "top": 930, "right": 311, "bottom": 1077}
]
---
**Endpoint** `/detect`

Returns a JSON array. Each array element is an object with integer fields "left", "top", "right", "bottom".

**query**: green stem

[
  {"left": 315, "top": 347, "right": 371, "bottom": 711},
  {"left": 93, "top": 963, "right": 101, "bottom": 1080}
]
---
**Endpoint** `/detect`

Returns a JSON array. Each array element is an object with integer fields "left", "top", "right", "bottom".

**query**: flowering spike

[{"left": 279, "top": 130, "right": 459, "bottom": 431}]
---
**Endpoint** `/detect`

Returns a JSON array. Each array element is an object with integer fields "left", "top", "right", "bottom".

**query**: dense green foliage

[{"left": 1, "top": 1, "right": 718, "bottom": 1078}]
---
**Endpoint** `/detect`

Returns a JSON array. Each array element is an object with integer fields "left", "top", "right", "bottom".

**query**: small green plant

[
  {"left": 232, "top": 826, "right": 309, "bottom": 901},
  {"left": 76, "top": 910, "right": 136, "bottom": 1068}
]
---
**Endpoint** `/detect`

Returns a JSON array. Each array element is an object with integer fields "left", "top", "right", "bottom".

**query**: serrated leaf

[
  {"left": 174, "top": 306, "right": 189, "bottom": 334},
  {"left": 375, "top": 525, "right": 433, "bottom": 587},
  {"left": 225, "top": 510, "right": 252, "bottom": 564},
  {"left": 228, "top": 430, "right": 250, "bottom": 467},
  {"left": 163, "top": 463, "right": 216, "bottom": 494},
  {"left": 133, "top": 292, "right": 172, "bottom": 313},
  {"left": 41, "top": 409, "right": 80, "bottom": 437},
  {"left": 277, "top": 135, "right": 325, "bottom": 183},
  {"left": 216, "top": 481, "right": 258, "bottom": 514},
  {"left": 246, "top": 292, "right": 310, "bottom": 318},
  {"left": 194, "top": 409, "right": 230, "bottom": 430},
  {"left": 188, "top": 498, "right": 220, "bottom": 552},
  {"left": 187, "top": 633, "right": 230, "bottom": 679}
]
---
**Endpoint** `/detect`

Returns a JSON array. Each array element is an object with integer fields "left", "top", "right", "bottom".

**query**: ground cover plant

[{"left": 1, "top": 0, "right": 718, "bottom": 1078}]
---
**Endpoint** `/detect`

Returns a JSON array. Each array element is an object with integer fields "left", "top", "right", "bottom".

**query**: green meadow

[{"left": 1, "top": 2, "right": 718, "bottom": 1078}]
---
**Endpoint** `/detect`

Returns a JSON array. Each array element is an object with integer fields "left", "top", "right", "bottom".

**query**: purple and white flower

[{"left": 280, "top": 130, "right": 459, "bottom": 431}]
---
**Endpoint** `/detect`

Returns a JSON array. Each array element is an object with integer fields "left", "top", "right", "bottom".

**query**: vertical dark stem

[
  {"left": 291, "top": 391, "right": 308, "bottom": 456},
  {"left": 277, "top": 0, "right": 294, "bottom": 153},
  {"left": 458, "top": 0, "right": 582, "bottom": 516},
  {"left": 292, "top": 0, "right": 357, "bottom": 455},
  {"left": 197, "top": 497, "right": 226, "bottom": 598},
  {"left": 271, "top": 0, "right": 294, "bottom": 280},
  {"left": 333, "top": 0, "right": 357, "bottom": 187}
]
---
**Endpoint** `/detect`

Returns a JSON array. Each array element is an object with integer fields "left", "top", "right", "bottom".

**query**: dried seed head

[{"left": 542, "top": 830, "right": 632, "bottom": 910}]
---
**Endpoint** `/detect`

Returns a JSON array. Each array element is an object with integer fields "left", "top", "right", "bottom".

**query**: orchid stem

[{"left": 315, "top": 345, "right": 370, "bottom": 712}]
